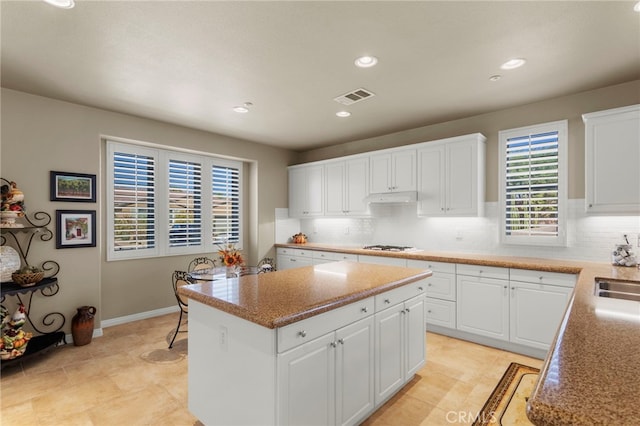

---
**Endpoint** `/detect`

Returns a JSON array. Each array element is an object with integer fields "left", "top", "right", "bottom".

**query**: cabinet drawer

[
  {"left": 277, "top": 297, "right": 374, "bottom": 353},
  {"left": 276, "top": 247, "right": 312, "bottom": 258},
  {"left": 359, "top": 254, "right": 407, "bottom": 267},
  {"left": 456, "top": 264, "right": 509, "bottom": 280},
  {"left": 374, "top": 280, "right": 426, "bottom": 312},
  {"left": 425, "top": 298, "right": 456, "bottom": 329},
  {"left": 510, "top": 269, "right": 576, "bottom": 288},
  {"left": 424, "top": 273, "right": 456, "bottom": 301},
  {"left": 407, "top": 259, "right": 456, "bottom": 274},
  {"left": 312, "top": 251, "right": 358, "bottom": 262}
]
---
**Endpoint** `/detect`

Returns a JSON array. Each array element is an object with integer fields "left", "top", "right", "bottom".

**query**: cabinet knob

[
  {"left": 298, "top": 330, "right": 307, "bottom": 338},
  {"left": 405, "top": 308, "right": 410, "bottom": 313},
  {"left": 418, "top": 286, "right": 424, "bottom": 291},
  {"left": 330, "top": 341, "right": 337, "bottom": 348},
  {"left": 503, "top": 285, "right": 507, "bottom": 289},
  {"left": 588, "top": 204, "right": 593, "bottom": 208},
  {"left": 427, "top": 283, "right": 432, "bottom": 287},
  {"left": 361, "top": 306, "right": 368, "bottom": 313},
  {"left": 338, "top": 339, "right": 344, "bottom": 345},
  {"left": 427, "top": 310, "right": 432, "bottom": 314},
  {"left": 384, "top": 299, "right": 391, "bottom": 304},
  {"left": 539, "top": 276, "right": 544, "bottom": 281}
]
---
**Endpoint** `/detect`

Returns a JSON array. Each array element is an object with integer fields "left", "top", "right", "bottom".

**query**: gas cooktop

[{"left": 362, "top": 245, "right": 417, "bottom": 252}]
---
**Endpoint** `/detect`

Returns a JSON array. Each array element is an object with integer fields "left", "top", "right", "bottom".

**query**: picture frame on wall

[
  {"left": 50, "top": 171, "right": 96, "bottom": 202},
  {"left": 55, "top": 210, "right": 96, "bottom": 249}
]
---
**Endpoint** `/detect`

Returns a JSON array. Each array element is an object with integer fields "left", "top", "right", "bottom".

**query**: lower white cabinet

[
  {"left": 313, "top": 251, "right": 359, "bottom": 265},
  {"left": 408, "top": 259, "right": 457, "bottom": 329},
  {"left": 456, "top": 272, "right": 510, "bottom": 341},
  {"left": 509, "top": 269, "right": 575, "bottom": 350},
  {"left": 277, "top": 316, "right": 375, "bottom": 426},
  {"left": 359, "top": 254, "right": 407, "bottom": 267},
  {"left": 374, "top": 294, "right": 425, "bottom": 405}
]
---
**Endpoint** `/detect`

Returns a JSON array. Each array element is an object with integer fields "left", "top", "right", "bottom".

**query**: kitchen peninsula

[{"left": 178, "top": 261, "right": 431, "bottom": 426}]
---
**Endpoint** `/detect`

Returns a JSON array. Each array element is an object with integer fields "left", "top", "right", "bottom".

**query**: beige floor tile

[{"left": 2, "top": 314, "right": 544, "bottom": 426}]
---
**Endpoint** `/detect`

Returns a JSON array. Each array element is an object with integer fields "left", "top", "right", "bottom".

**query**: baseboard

[
  {"left": 65, "top": 327, "right": 104, "bottom": 345},
  {"left": 426, "top": 324, "right": 548, "bottom": 360},
  {"left": 100, "top": 305, "right": 179, "bottom": 329}
]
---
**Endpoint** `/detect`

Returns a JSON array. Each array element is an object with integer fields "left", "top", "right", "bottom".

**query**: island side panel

[{"left": 188, "top": 300, "right": 277, "bottom": 426}]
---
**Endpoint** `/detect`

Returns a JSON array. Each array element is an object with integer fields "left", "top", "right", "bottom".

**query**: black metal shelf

[{"left": 1, "top": 207, "right": 65, "bottom": 368}]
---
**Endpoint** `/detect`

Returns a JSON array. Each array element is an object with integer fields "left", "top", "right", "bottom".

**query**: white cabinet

[
  {"left": 456, "top": 265, "right": 510, "bottom": 341},
  {"left": 583, "top": 104, "right": 640, "bottom": 213},
  {"left": 289, "top": 165, "right": 324, "bottom": 217},
  {"left": 277, "top": 247, "right": 313, "bottom": 270},
  {"left": 374, "top": 294, "right": 425, "bottom": 405},
  {"left": 407, "top": 259, "right": 456, "bottom": 329},
  {"left": 509, "top": 269, "right": 575, "bottom": 350},
  {"left": 277, "top": 316, "right": 375, "bottom": 426},
  {"left": 417, "top": 134, "right": 486, "bottom": 216},
  {"left": 369, "top": 149, "right": 416, "bottom": 194},
  {"left": 325, "top": 157, "right": 370, "bottom": 217}
]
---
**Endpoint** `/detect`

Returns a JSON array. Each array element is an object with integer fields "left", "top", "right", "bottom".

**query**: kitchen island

[{"left": 178, "top": 261, "right": 431, "bottom": 426}]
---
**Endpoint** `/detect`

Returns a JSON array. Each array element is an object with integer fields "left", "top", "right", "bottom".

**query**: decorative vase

[
  {"left": 226, "top": 265, "right": 239, "bottom": 278},
  {"left": 71, "top": 306, "right": 96, "bottom": 346}
]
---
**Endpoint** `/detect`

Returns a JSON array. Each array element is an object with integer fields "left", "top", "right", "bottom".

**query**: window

[
  {"left": 499, "top": 120, "right": 567, "bottom": 246},
  {"left": 107, "top": 140, "right": 243, "bottom": 260}
]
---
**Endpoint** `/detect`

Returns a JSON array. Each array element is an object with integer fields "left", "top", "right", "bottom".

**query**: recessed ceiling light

[
  {"left": 43, "top": 0, "right": 75, "bottom": 9},
  {"left": 634, "top": 1, "right": 640, "bottom": 12},
  {"left": 233, "top": 106, "right": 249, "bottom": 113},
  {"left": 336, "top": 111, "right": 351, "bottom": 118},
  {"left": 500, "top": 58, "right": 526, "bottom": 70},
  {"left": 489, "top": 75, "right": 502, "bottom": 82},
  {"left": 354, "top": 56, "right": 378, "bottom": 68}
]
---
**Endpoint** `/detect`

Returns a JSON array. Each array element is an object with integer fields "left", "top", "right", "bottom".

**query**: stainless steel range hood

[{"left": 365, "top": 191, "right": 418, "bottom": 204}]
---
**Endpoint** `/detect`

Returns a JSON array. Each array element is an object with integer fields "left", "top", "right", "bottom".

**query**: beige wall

[
  {"left": 1, "top": 89, "right": 296, "bottom": 326},
  {"left": 296, "top": 80, "right": 640, "bottom": 201}
]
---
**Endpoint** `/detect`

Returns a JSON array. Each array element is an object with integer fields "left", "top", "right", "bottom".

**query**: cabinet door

[
  {"left": 277, "top": 255, "right": 313, "bottom": 270},
  {"left": 404, "top": 296, "right": 426, "bottom": 378},
  {"left": 392, "top": 150, "right": 417, "bottom": 192},
  {"left": 277, "top": 333, "right": 336, "bottom": 426},
  {"left": 325, "top": 162, "right": 346, "bottom": 216},
  {"left": 417, "top": 145, "right": 445, "bottom": 215},
  {"left": 446, "top": 140, "right": 478, "bottom": 215},
  {"left": 344, "top": 157, "right": 369, "bottom": 216},
  {"left": 374, "top": 306, "right": 404, "bottom": 405},
  {"left": 288, "top": 167, "right": 306, "bottom": 217},
  {"left": 585, "top": 105, "right": 640, "bottom": 213},
  {"left": 457, "top": 275, "right": 509, "bottom": 341},
  {"left": 306, "top": 165, "right": 324, "bottom": 216},
  {"left": 369, "top": 154, "right": 392, "bottom": 194},
  {"left": 510, "top": 282, "right": 572, "bottom": 350},
  {"left": 335, "top": 316, "right": 375, "bottom": 426}
]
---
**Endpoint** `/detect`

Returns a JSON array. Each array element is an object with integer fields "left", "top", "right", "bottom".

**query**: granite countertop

[
  {"left": 277, "top": 242, "right": 640, "bottom": 424},
  {"left": 178, "top": 261, "right": 431, "bottom": 329}
]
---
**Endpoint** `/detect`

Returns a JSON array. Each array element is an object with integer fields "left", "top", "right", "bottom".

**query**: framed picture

[
  {"left": 56, "top": 210, "right": 96, "bottom": 249},
  {"left": 50, "top": 171, "right": 96, "bottom": 202}
]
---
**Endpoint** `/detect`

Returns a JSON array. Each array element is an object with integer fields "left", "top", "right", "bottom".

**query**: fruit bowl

[{"left": 11, "top": 271, "right": 44, "bottom": 287}]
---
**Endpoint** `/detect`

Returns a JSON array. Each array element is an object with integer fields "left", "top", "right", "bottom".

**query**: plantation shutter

[
  {"left": 212, "top": 163, "right": 241, "bottom": 244},
  {"left": 504, "top": 130, "right": 559, "bottom": 238},
  {"left": 168, "top": 159, "right": 202, "bottom": 247},
  {"left": 112, "top": 150, "right": 156, "bottom": 252}
]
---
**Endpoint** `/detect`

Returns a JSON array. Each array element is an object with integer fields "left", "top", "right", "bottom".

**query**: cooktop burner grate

[{"left": 363, "top": 245, "right": 415, "bottom": 252}]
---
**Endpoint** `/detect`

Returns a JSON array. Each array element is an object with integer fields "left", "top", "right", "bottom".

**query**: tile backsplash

[{"left": 275, "top": 200, "right": 640, "bottom": 263}]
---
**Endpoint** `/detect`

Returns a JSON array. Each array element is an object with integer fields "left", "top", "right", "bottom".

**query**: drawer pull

[
  {"left": 338, "top": 339, "right": 344, "bottom": 345},
  {"left": 361, "top": 307, "right": 368, "bottom": 313},
  {"left": 539, "top": 276, "right": 544, "bottom": 281},
  {"left": 298, "top": 330, "right": 307, "bottom": 338},
  {"left": 405, "top": 308, "right": 410, "bottom": 313},
  {"left": 427, "top": 283, "right": 432, "bottom": 287},
  {"left": 427, "top": 310, "right": 432, "bottom": 314},
  {"left": 418, "top": 286, "right": 424, "bottom": 291},
  {"left": 384, "top": 299, "right": 391, "bottom": 304},
  {"left": 330, "top": 341, "right": 337, "bottom": 348}
]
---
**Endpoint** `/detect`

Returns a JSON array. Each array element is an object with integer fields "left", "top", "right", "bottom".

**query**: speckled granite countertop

[
  {"left": 278, "top": 243, "right": 640, "bottom": 425},
  {"left": 178, "top": 261, "right": 431, "bottom": 329}
]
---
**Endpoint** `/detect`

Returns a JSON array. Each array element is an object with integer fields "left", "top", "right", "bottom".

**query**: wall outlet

[
  {"left": 219, "top": 325, "right": 228, "bottom": 352},
  {"left": 344, "top": 226, "right": 350, "bottom": 235},
  {"left": 455, "top": 229, "right": 463, "bottom": 240}
]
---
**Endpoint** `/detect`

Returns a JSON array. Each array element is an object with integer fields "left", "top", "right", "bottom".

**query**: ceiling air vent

[{"left": 333, "top": 88, "right": 376, "bottom": 106}]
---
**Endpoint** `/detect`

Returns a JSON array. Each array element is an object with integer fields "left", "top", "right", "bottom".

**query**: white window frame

[
  {"left": 498, "top": 120, "right": 568, "bottom": 247},
  {"left": 107, "top": 140, "right": 243, "bottom": 261}
]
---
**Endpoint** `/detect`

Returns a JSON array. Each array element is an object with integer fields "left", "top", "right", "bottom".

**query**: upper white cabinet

[
  {"left": 325, "top": 157, "right": 370, "bottom": 217},
  {"left": 583, "top": 104, "right": 640, "bottom": 214},
  {"left": 417, "top": 134, "right": 486, "bottom": 216},
  {"left": 289, "top": 165, "right": 324, "bottom": 217},
  {"left": 369, "top": 149, "right": 417, "bottom": 194}
]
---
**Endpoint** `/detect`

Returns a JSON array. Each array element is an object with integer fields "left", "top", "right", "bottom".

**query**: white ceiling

[{"left": 2, "top": 1, "right": 639, "bottom": 151}]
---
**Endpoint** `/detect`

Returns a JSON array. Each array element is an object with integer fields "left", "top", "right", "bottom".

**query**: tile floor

[{"left": 1, "top": 313, "right": 543, "bottom": 426}]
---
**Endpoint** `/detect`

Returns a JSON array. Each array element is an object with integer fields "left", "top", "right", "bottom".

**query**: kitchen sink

[{"left": 595, "top": 279, "right": 640, "bottom": 302}]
